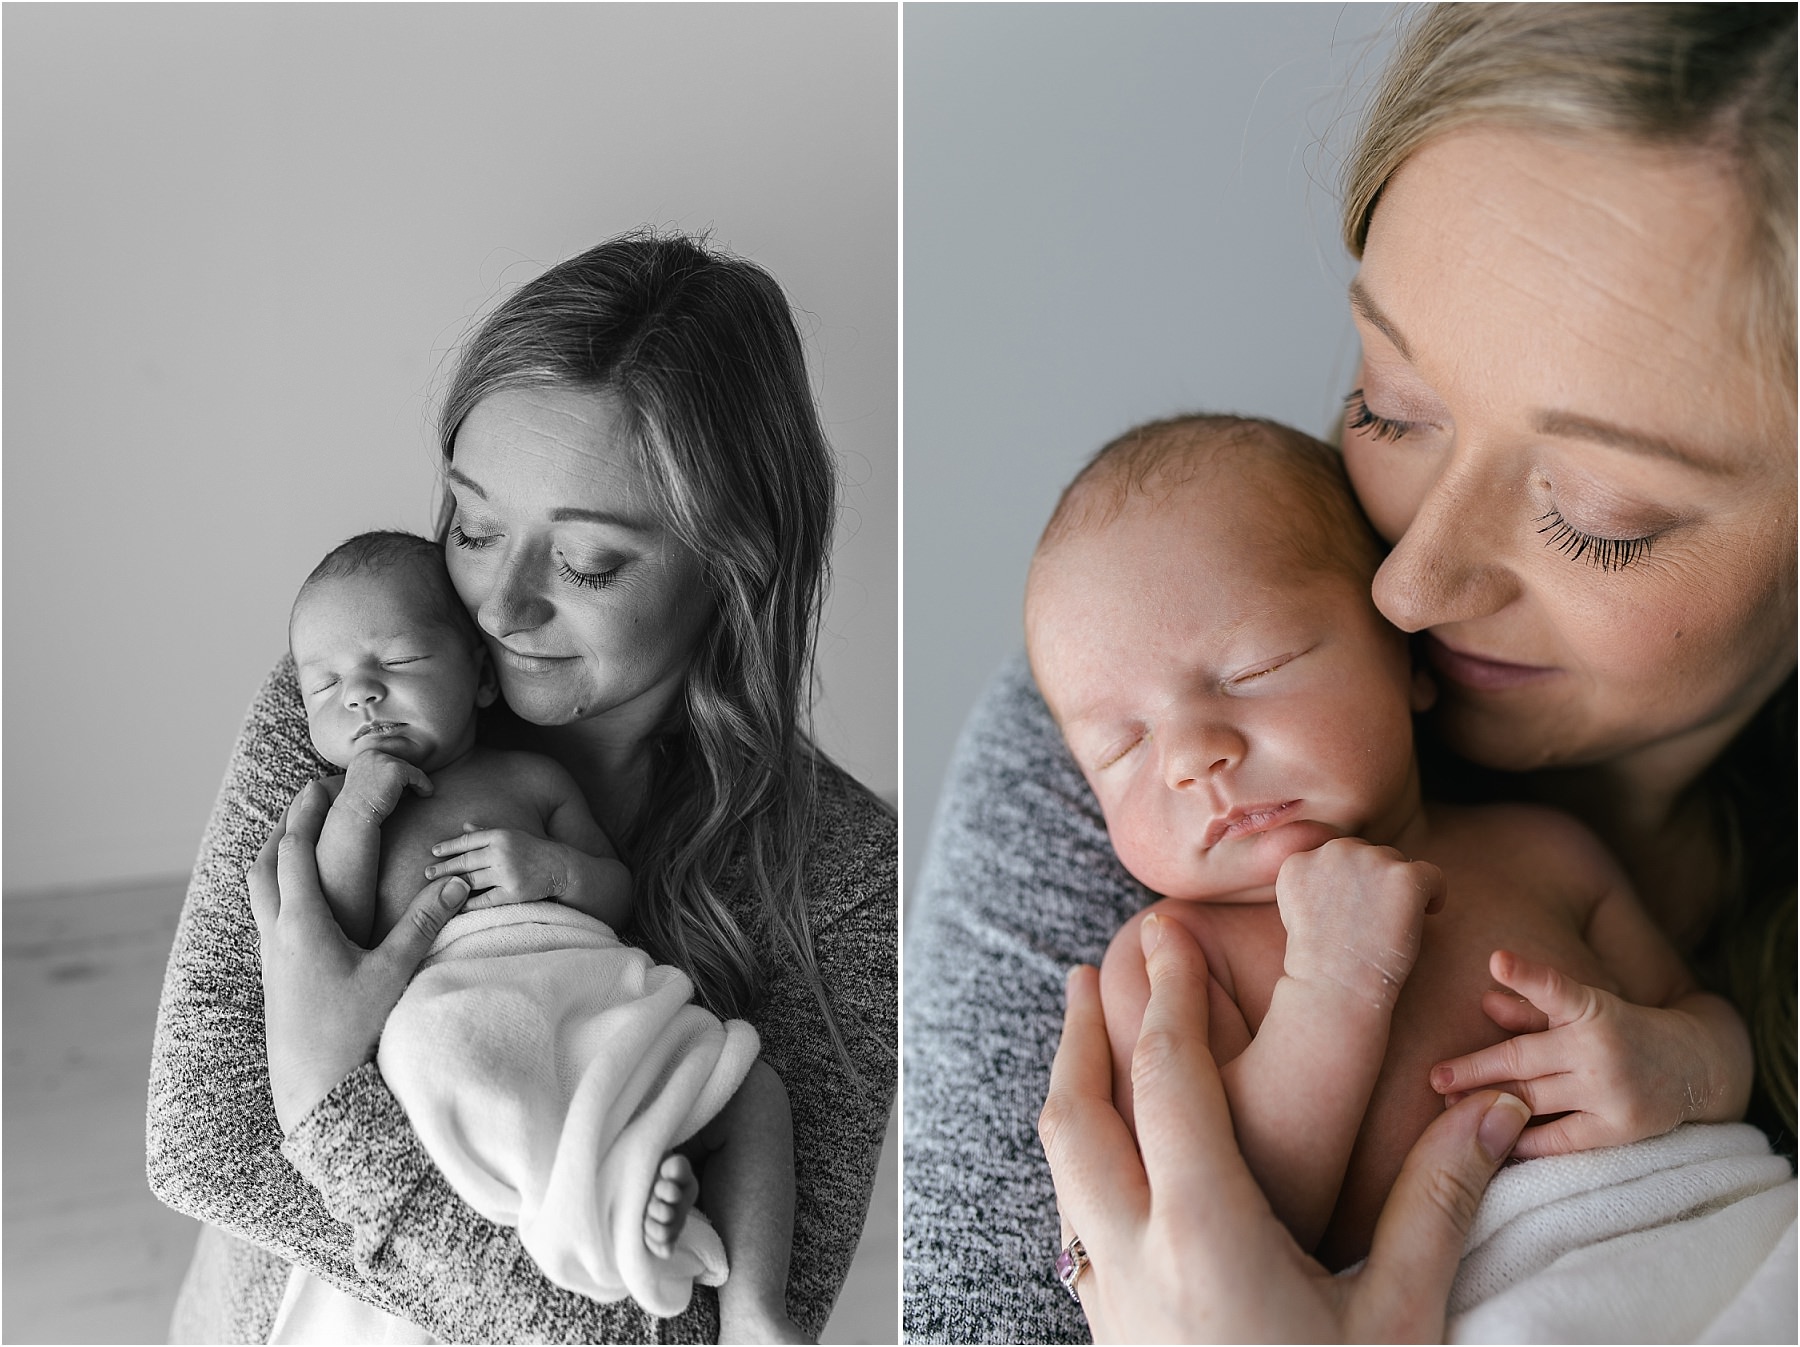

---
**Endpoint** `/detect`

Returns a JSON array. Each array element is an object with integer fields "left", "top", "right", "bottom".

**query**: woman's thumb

[
  {"left": 1352, "top": 1090, "right": 1527, "bottom": 1339},
  {"left": 378, "top": 875, "right": 470, "bottom": 973}
]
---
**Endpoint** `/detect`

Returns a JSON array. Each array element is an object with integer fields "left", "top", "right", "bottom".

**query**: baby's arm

[
  {"left": 1100, "top": 839, "right": 1445, "bottom": 1251},
  {"left": 1430, "top": 816, "right": 1751, "bottom": 1157},
  {"left": 426, "top": 756, "right": 632, "bottom": 928},
  {"left": 314, "top": 750, "right": 434, "bottom": 947}
]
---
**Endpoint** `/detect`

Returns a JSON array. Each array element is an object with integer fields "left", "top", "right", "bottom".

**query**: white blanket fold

[
  {"left": 1448, "top": 1122, "right": 1796, "bottom": 1344},
  {"left": 379, "top": 902, "right": 760, "bottom": 1317}
]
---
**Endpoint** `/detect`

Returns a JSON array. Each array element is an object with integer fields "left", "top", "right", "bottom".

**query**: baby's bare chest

[{"left": 375, "top": 769, "right": 548, "bottom": 937}]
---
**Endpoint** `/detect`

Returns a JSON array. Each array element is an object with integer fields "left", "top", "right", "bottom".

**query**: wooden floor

[{"left": 2, "top": 876, "right": 898, "bottom": 1344}]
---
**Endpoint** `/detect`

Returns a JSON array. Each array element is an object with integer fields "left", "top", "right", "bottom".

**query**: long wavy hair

[
  {"left": 435, "top": 230, "right": 846, "bottom": 1059},
  {"left": 1345, "top": 3, "right": 1797, "bottom": 1143}
]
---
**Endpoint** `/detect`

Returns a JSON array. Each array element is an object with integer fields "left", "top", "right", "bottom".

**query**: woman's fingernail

[
  {"left": 1478, "top": 1092, "right": 1530, "bottom": 1161},
  {"left": 1139, "top": 912, "right": 1165, "bottom": 958}
]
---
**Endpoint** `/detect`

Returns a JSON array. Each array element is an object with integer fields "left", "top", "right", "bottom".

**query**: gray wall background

[
  {"left": 5, "top": 3, "right": 897, "bottom": 894},
  {"left": 904, "top": 2, "right": 1404, "bottom": 898}
]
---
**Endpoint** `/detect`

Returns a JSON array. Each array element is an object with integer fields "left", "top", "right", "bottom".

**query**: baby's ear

[
  {"left": 474, "top": 644, "right": 500, "bottom": 708},
  {"left": 1410, "top": 662, "right": 1438, "bottom": 713}
]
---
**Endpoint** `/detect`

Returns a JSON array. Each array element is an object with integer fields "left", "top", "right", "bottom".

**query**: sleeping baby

[{"left": 269, "top": 529, "right": 806, "bottom": 1343}]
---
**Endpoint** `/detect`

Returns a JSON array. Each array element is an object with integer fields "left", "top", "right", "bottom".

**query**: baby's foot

[{"left": 644, "top": 1153, "right": 699, "bottom": 1259}]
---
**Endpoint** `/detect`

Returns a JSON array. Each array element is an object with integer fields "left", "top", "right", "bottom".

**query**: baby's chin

[{"left": 1145, "top": 817, "right": 1344, "bottom": 903}]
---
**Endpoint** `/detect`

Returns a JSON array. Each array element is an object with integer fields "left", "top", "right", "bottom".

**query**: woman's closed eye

[
  {"left": 1536, "top": 509, "right": 1656, "bottom": 572},
  {"left": 557, "top": 558, "right": 621, "bottom": 590},
  {"left": 1344, "top": 388, "right": 1420, "bottom": 443},
  {"left": 449, "top": 523, "right": 497, "bottom": 551}
]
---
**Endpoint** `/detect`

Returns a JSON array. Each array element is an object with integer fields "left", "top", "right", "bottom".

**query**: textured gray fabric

[
  {"left": 149, "top": 654, "right": 896, "bottom": 1344},
  {"left": 903, "top": 652, "right": 1148, "bottom": 1343}
]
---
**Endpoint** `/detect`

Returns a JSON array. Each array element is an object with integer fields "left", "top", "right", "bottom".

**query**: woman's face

[
  {"left": 1342, "top": 126, "right": 1796, "bottom": 778},
  {"left": 442, "top": 385, "right": 712, "bottom": 736}
]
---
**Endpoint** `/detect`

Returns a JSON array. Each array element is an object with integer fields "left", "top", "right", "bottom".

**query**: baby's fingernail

[
  {"left": 1478, "top": 1092, "right": 1530, "bottom": 1161},
  {"left": 443, "top": 877, "right": 469, "bottom": 904},
  {"left": 431, "top": 844, "right": 443, "bottom": 857},
  {"left": 424, "top": 865, "right": 437, "bottom": 879},
  {"left": 1430, "top": 1066, "right": 1453, "bottom": 1092},
  {"left": 1140, "top": 912, "right": 1165, "bottom": 958}
]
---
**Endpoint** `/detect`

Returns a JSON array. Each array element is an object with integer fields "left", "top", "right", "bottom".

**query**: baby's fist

[{"left": 1277, "top": 838, "right": 1444, "bottom": 1009}]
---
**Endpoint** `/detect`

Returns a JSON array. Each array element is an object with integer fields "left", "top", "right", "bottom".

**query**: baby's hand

[
  {"left": 337, "top": 749, "right": 433, "bottom": 826},
  {"left": 426, "top": 824, "right": 574, "bottom": 908},
  {"left": 1276, "top": 837, "right": 1445, "bottom": 1013},
  {"left": 1429, "top": 949, "right": 1715, "bottom": 1158}
]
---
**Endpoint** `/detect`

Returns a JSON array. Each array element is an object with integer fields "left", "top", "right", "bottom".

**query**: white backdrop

[
  {"left": 3, "top": 3, "right": 898, "bottom": 893},
  {"left": 903, "top": 2, "right": 1404, "bottom": 899}
]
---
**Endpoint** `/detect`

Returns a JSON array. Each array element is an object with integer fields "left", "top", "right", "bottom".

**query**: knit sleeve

[
  {"left": 901, "top": 653, "right": 1148, "bottom": 1343},
  {"left": 761, "top": 771, "right": 899, "bottom": 1336}
]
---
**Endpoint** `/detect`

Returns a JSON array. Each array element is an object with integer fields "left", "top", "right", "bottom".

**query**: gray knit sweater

[
  {"left": 148, "top": 655, "right": 896, "bottom": 1344},
  {"left": 903, "top": 653, "right": 1145, "bottom": 1344}
]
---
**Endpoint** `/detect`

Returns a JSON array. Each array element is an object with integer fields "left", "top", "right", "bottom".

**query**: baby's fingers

[
  {"left": 430, "top": 828, "right": 496, "bottom": 859},
  {"left": 1481, "top": 987, "right": 1550, "bottom": 1035},
  {"left": 1430, "top": 1031, "right": 1558, "bottom": 1100},
  {"left": 1490, "top": 949, "right": 1596, "bottom": 1028}
]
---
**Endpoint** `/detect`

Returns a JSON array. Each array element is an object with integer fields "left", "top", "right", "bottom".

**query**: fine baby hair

[
  {"left": 1036, "top": 412, "right": 1383, "bottom": 584},
  {"left": 293, "top": 529, "right": 477, "bottom": 647}
]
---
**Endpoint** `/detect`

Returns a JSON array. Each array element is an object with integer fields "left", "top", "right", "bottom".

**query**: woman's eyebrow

[
  {"left": 1531, "top": 410, "right": 1736, "bottom": 475},
  {"left": 445, "top": 464, "right": 652, "bottom": 530},
  {"left": 1347, "top": 278, "right": 1411, "bottom": 361}
]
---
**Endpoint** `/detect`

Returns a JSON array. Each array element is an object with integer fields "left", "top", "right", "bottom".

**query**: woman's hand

[
  {"left": 1040, "top": 911, "right": 1530, "bottom": 1343},
  {"left": 248, "top": 779, "right": 472, "bottom": 1133}
]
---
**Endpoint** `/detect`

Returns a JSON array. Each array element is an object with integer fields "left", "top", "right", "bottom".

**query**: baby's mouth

[{"left": 354, "top": 721, "right": 404, "bottom": 741}]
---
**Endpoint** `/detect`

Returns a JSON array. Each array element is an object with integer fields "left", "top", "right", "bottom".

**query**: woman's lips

[
  {"left": 494, "top": 645, "right": 574, "bottom": 673},
  {"left": 1424, "top": 634, "right": 1557, "bottom": 692}
]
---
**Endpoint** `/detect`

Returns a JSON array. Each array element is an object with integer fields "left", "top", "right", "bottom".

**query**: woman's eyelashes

[
  {"left": 451, "top": 515, "right": 623, "bottom": 590},
  {"left": 557, "top": 559, "right": 621, "bottom": 590},
  {"left": 1344, "top": 388, "right": 1418, "bottom": 443},
  {"left": 1536, "top": 509, "right": 1655, "bottom": 572}
]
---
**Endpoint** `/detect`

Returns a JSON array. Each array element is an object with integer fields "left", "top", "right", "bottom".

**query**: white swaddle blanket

[
  {"left": 270, "top": 902, "right": 759, "bottom": 1343},
  {"left": 1447, "top": 1122, "right": 1796, "bottom": 1344}
]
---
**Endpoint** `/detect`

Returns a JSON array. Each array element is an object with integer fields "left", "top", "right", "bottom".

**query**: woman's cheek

[{"left": 1340, "top": 435, "right": 1424, "bottom": 546}]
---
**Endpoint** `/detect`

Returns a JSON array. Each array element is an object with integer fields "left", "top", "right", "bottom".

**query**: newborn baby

[{"left": 1024, "top": 415, "right": 1751, "bottom": 1267}]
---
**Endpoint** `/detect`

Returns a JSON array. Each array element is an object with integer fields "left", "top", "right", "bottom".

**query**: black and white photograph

[{"left": 4, "top": 4, "right": 895, "bottom": 1343}]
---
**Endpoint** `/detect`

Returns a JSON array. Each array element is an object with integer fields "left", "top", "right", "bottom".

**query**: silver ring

[{"left": 1055, "top": 1234, "right": 1090, "bottom": 1301}]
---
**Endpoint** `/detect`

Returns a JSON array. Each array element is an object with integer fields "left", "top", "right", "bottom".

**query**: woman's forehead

[
  {"left": 450, "top": 386, "right": 658, "bottom": 523},
  {"left": 1359, "top": 126, "right": 1786, "bottom": 453}
]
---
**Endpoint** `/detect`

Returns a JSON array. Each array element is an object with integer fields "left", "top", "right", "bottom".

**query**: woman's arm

[
  {"left": 145, "top": 658, "right": 739, "bottom": 1341},
  {"left": 758, "top": 765, "right": 899, "bottom": 1337},
  {"left": 903, "top": 654, "right": 1146, "bottom": 1343}
]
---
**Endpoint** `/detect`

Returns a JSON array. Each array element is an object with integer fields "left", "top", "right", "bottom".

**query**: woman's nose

[
  {"left": 477, "top": 542, "right": 555, "bottom": 639},
  {"left": 1371, "top": 448, "right": 1520, "bottom": 633},
  {"left": 1164, "top": 720, "right": 1245, "bottom": 789}
]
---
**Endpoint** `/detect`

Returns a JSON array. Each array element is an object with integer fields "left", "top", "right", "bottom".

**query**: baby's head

[
  {"left": 1025, "top": 415, "right": 1429, "bottom": 902},
  {"left": 289, "top": 531, "right": 498, "bottom": 772}
]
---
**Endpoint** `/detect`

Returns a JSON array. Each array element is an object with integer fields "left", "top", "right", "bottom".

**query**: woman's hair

[
  {"left": 1344, "top": 3, "right": 1797, "bottom": 385},
  {"left": 1348, "top": 4, "right": 1797, "bottom": 1142},
  {"left": 436, "top": 230, "right": 846, "bottom": 1057}
]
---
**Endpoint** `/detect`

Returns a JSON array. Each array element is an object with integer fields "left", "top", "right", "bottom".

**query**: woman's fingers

[
  {"left": 374, "top": 875, "right": 472, "bottom": 979},
  {"left": 1350, "top": 1090, "right": 1527, "bottom": 1341},
  {"left": 1040, "top": 965, "right": 1145, "bottom": 1258},
  {"left": 246, "top": 820, "right": 284, "bottom": 937},
  {"left": 1129, "top": 913, "right": 1237, "bottom": 1206}
]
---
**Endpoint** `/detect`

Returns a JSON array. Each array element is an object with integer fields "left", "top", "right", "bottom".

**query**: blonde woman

[
  {"left": 906, "top": 5, "right": 1794, "bottom": 1340},
  {"left": 150, "top": 233, "right": 896, "bottom": 1343}
]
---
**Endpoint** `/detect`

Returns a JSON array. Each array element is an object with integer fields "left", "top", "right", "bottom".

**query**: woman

[
  {"left": 148, "top": 232, "right": 897, "bottom": 1342},
  {"left": 904, "top": 5, "right": 1794, "bottom": 1341}
]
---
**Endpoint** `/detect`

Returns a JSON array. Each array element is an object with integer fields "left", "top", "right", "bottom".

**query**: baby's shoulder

[{"left": 1437, "top": 800, "right": 1626, "bottom": 893}]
